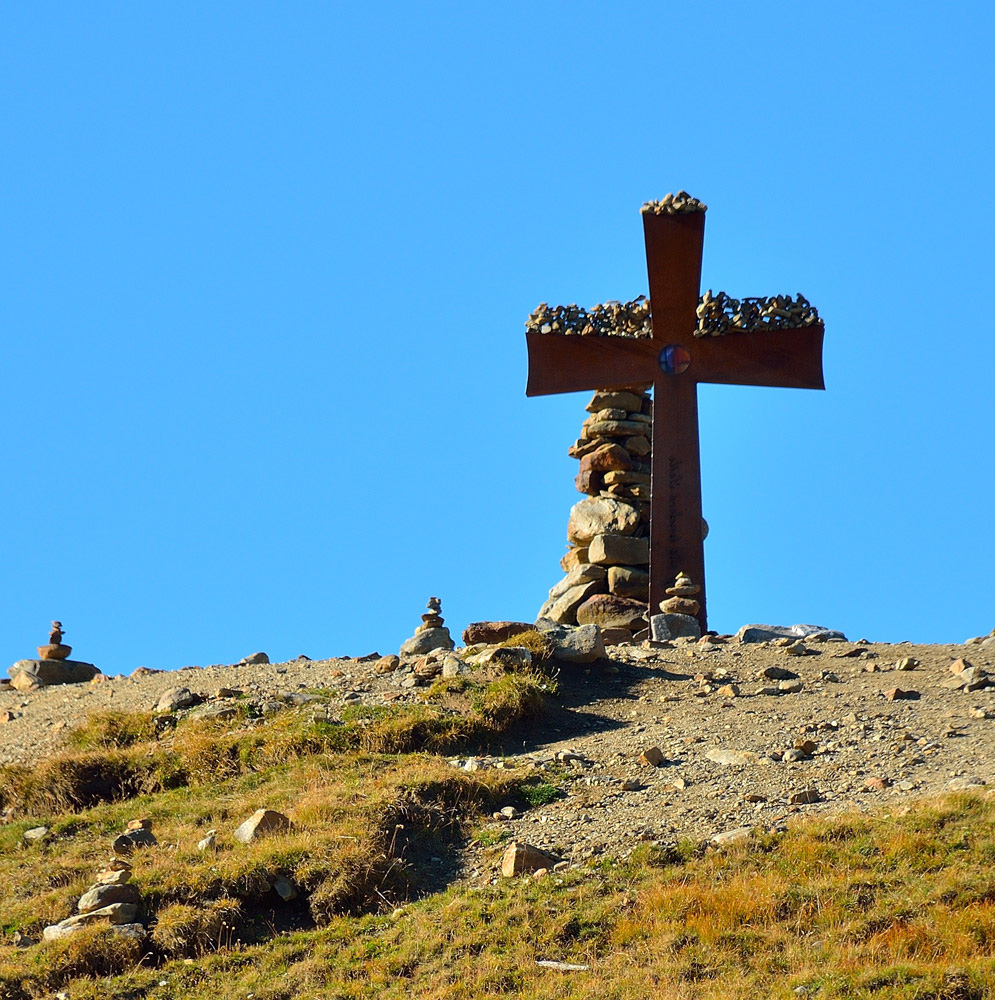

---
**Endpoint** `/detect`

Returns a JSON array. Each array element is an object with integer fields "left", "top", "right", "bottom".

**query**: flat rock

[
  {"left": 233, "top": 808, "right": 292, "bottom": 843},
  {"left": 462, "top": 622, "right": 534, "bottom": 645},
  {"left": 607, "top": 565, "right": 649, "bottom": 600},
  {"left": 8, "top": 659, "right": 100, "bottom": 688},
  {"left": 587, "top": 533, "right": 649, "bottom": 566},
  {"left": 575, "top": 594, "right": 647, "bottom": 631},
  {"left": 586, "top": 390, "right": 645, "bottom": 413},
  {"left": 737, "top": 624, "right": 847, "bottom": 643},
  {"left": 533, "top": 619, "right": 606, "bottom": 663},
  {"left": 578, "top": 442, "right": 633, "bottom": 475},
  {"left": 78, "top": 882, "right": 141, "bottom": 914},
  {"left": 712, "top": 826, "right": 752, "bottom": 846},
  {"left": 706, "top": 749, "right": 755, "bottom": 766}
]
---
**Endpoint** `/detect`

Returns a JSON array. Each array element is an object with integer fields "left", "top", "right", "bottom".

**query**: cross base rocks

[{"left": 650, "top": 613, "right": 702, "bottom": 641}]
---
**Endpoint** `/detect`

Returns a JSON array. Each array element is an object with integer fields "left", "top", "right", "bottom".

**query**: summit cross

[{"left": 525, "top": 197, "right": 825, "bottom": 633}]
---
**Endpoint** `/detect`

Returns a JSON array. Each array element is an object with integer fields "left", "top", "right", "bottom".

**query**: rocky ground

[{"left": 3, "top": 631, "right": 995, "bottom": 878}]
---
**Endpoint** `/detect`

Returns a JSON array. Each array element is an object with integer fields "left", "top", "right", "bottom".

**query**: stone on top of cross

[{"left": 526, "top": 193, "right": 825, "bottom": 635}]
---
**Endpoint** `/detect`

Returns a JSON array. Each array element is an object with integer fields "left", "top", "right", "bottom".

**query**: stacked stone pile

[
  {"left": 8, "top": 621, "right": 100, "bottom": 691},
  {"left": 526, "top": 289, "right": 821, "bottom": 342},
  {"left": 537, "top": 388, "right": 654, "bottom": 642},
  {"left": 399, "top": 597, "right": 455, "bottom": 657},
  {"left": 43, "top": 823, "right": 151, "bottom": 941},
  {"left": 640, "top": 191, "right": 707, "bottom": 214}
]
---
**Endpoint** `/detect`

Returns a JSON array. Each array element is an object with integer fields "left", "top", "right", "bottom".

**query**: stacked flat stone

[
  {"left": 650, "top": 571, "right": 703, "bottom": 640},
  {"left": 536, "top": 388, "right": 653, "bottom": 642},
  {"left": 399, "top": 597, "right": 455, "bottom": 656}
]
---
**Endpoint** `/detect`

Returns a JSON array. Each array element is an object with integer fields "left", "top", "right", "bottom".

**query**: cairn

[
  {"left": 38, "top": 620, "right": 71, "bottom": 661},
  {"left": 537, "top": 388, "right": 654, "bottom": 642},
  {"left": 650, "top": 571, "right": 703, "bottom": 640},
  {"left": 8, "top": 621, "right": 100, "bottom": 691},
  {"left": 400, "top": 597, "right": 455, "bottom": 656}
]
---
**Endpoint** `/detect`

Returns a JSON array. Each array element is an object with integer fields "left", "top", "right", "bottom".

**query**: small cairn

[
  {"left": 650, "top": 572, "right": 703, "bottom": 641},
  {"left": 400, "top": 597, "right": 455, "bottom": 656},
  {"left": 38, "top": 620, "right": 71, "bottom": 661},
  {"left": 7, "top": 621, "right": 100, "bottom": 691},
  {"left": 42, "top": 825, "right": 149, "bottom": 941}
]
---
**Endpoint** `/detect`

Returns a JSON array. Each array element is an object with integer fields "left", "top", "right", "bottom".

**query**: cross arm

[
  {"left": 690, "top": 324, "right": 826, "bottom": 390},
  {"left": 525, "top": 331, "right": 656, "bottom": 397}
]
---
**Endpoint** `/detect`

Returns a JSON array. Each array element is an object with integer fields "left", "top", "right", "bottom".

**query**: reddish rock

[
  {"left": 600, "top": 627, "right": 633, "bottom": 646},
  {"left": 462, "top": 622, "right": 534, "bottom": 645},
  {"left": 559, "top": 547, "right": 589, "bottom": 572},
  {"left": 575, "top": 594, "right": 647, "bottom": 631},
  {"left": 659, "top": 596, "right": 701, "bottom": 616},
  {"left": 37, "top": 644, "right": 72, "bottom": 661},
  {"left": 573, "top": 470, "right": 603, "bottom": 495},
  {"left": 578, "top": 443, "right": 632, "bottom": 475}
]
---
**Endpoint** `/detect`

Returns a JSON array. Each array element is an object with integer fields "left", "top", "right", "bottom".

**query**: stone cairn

[
  {"left": 536, "top": 388, "right": 655, "bottom": 643},
  {"left": 399, "top": 597, "right": 455, "bottom": 657},
  {"left": 7, "top": 621, "right": 100, "bottom": 691},
  {"left": 42, "top": 820, "right": 154, "bottom": 941},
  {"left": 651, "top": 571, "right": 703, "bottom": 641}
]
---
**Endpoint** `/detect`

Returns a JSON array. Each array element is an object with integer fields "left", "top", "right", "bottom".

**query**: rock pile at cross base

[{"left": 539, "top": 387, "right": 683, "bottom": 643}]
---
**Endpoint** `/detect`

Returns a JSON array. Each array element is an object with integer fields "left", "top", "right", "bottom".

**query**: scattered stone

[
  {"left": 712, "top": 826, "right": 751, "bottom": 847},
  {"left": 896, "top": 657, "right": 919, "bottom": 671},
  {"left": 639, "top": 746, "right": 665, "bottom": 767},
  {"left": 374, "top": 655, "right": 400, "bottom": 674},
  {"left": 23, "top": 826, "right": 48, "bottom": 843},
  {"left": 501, "top": 842, "right": 559, "bottom": 877},
  {"left": 762, "top": 666, "right": 799, "bottom": 681},
  {"left": 535, "top": 959, "right": 590, "bottom": 972},
  {"left": 621, "top": 778, "right": 643, "bottom": 791},
  {"left": 716, "top": 683, "right": 739, "bottom": 698},
  {"left": 949, "top": 776, "right": 986, "bottom": 791},
  {"left": 865, "top": 777, "right": 891, "bottom": 791},
  {"left": 885, "top": 687, "right": 920, "bottom": 701},
  {"left": 706, "top": 749, "right": 753, "bottom": 766},
  {"left": 788, "top": 787, "right": 823, "bottom": 805},
  {"left": 737, "top": 624, "right": 846, "bottom": 644},
  {"left": 233, "top": 809, "right": 292, "bottom": 843},
  {"left": 273, "top": 877, "right": 298, "bottom": 901},
  {"left": 778, "top": 680, "right": 804, "bottom": 694},
  {"left": 155, "top": 686, "right": 200, "bottom": 713},
  {"left": 197, "top": 830, "right": 217, "bottom": 851},
  {"left": 239, "top": 652, "right": 270, "bottom": 665}
]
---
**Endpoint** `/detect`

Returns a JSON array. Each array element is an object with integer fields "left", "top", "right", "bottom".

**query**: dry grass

[{"left": 7, "top": 678, "right": 995, "bottom": 999}]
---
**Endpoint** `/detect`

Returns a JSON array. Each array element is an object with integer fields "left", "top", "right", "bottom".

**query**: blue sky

[{"left": 3, "top": 3, "right": 993, "bottom": 675}]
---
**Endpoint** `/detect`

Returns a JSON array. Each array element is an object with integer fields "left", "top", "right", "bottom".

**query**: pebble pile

[
  {"left": 526, "top": 289, "right": 821, "bottom": 341},
  {"left": 640, "top": 191, "right": 707, "bottom": 215},
  {"left": 695, "top": 289, "right": 820, "bottom": 337},
  {"left": 537, "top": 388, "right": 654, "bottom": 642}
]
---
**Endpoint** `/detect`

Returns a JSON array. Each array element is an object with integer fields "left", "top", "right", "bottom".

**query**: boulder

[
  {"left": 7, "top": 659, "right": 100, "bottom": 688},
  {"left": 533, "top": 619, "right": 606, "bottom": 663},
  {"left": 462, "top": 621, "right": 534, "bottom": 645},
  {"left": 587, "top": 533, "right": 649, "bottom": 566},
  {"left": 576, "top": 595, "right": 647, "bottom": 631},
  {"left": 478, "top": 647, "right": 532, "bottom": 671},
  {"left": 239, "top": 652, "right": 270, "bottom": 665},
  {"left": 501, "top": 841, "right": 560, "bottom": 877},
  {"left": 155, "top": 686, "right": 200, "bottom": 713},
  {"left": 233, "top": 809, "right": 292, "bottom": 843},
  {"left": 566, "top": 497, "right": 640, "bottom": 545},
  {"left": 736, "top": 624, "right": 847, "bottom": 643},
  {"left": 399, "top": 627, "right": 454, "bottom": 656}
]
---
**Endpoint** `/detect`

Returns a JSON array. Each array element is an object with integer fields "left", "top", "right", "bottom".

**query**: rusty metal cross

[{"left": 526, "top": 203, "right": 825, "bottom": 632}]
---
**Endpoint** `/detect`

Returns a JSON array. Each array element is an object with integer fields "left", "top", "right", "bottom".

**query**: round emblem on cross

[{"left": 658, "top": 344, "right": 691, "bottom": 375}]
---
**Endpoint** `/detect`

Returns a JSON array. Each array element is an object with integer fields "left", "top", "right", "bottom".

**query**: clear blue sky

[{"left": 3, "top": 3, "right": 993, "bottom": 675}]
